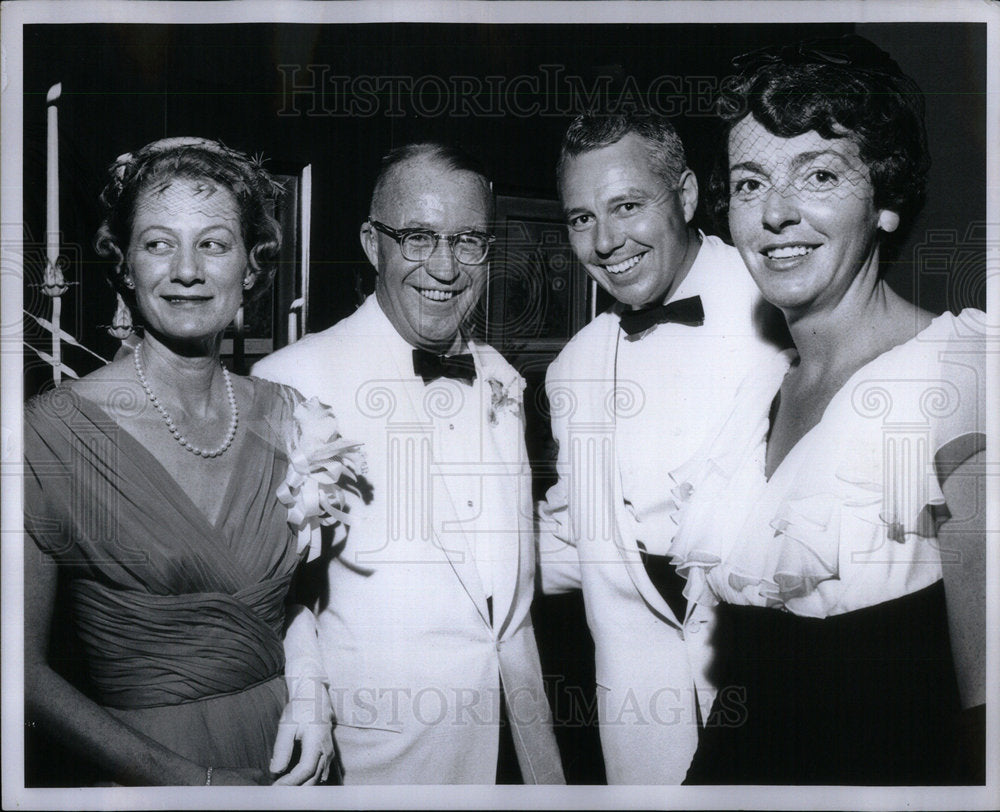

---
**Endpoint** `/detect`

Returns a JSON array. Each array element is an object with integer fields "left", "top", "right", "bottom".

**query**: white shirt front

[
  {"left": 294, "top": 296, "right": 516, "bottom": 611},
  {"left": 371, "top": 305, "right": 501, "bottom": 602}
]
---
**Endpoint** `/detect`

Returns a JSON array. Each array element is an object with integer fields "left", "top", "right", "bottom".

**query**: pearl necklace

[{"left": 133, "top": 341, "right": 239, "bottom": 458}]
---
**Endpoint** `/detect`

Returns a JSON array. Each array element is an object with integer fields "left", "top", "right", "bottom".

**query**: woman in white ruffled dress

[{"left": 672, "top": 36, "right": 987, "bottom": 785}]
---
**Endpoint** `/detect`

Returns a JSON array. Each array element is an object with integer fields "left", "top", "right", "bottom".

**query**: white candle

[
  {"left": 45, "top": 83, "right": 61, "bottom": 264},
  {"left": 46, "top": 83, "right": 62, "bottom": 384},
  {"left": 289, "top": 297, "right": 305, "bottom": 348}
]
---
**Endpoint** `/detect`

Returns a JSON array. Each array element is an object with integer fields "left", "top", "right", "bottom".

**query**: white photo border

[{"left": 2, "top": 1, "right": 997, "bottom": 809}]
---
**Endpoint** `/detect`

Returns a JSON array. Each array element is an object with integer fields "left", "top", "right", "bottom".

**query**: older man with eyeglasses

[{"left": 253, "top": 142, "right": 564, "bottom": 785}]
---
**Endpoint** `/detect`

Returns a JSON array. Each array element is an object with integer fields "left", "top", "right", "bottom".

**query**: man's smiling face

[
  {"left": 561, "top": 132, "right": 698, "bottom": 309},
  {"left": 364, "top": 156, "right": 491, "bottom": 354}
]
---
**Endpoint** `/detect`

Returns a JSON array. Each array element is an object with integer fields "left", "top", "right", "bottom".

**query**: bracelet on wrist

[{"left": 205, "top": 766, "right": 213, "bottom": 786}]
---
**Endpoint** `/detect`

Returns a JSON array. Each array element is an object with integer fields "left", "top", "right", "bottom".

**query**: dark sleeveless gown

[{"left": 24, "top": 379, "right": 301, "bottom": 778}]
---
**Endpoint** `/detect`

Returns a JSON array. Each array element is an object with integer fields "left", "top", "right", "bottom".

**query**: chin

[
  {"left": 409, "top": 325, "right": 460, "bottom": 351},
  {"left": 756, "top": 287, "right": 816, "bottom": 314},
  {"left": 146, "top": 324, "right": 226, "bottom": 348},
  {"left": 593, "top": 278, "right": 632, "bottom": 305},
  {"left": 612, "top": 284, "right": 660, "bottom": 309}
]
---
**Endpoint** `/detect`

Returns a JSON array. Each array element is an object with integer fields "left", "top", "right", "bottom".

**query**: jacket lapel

[
  {"left": 600, "top": 319, "right": 685, "bottom": 631},
  {"left": 482, "top": 415, "right": 525, "bottom": 638},
  {"left": 435, "top": 518, "right": 492, "bottom": 629},
  {"left": 469, "top": 341, "right": 524, "bottom": 638},
  {"left": 612, "top": 462, "right": 684, "bottom": 630}
]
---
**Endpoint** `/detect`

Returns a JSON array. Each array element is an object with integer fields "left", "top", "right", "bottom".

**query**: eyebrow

[
  {"left": 729, "top": 159, "right": 765, "bottom": 175},
  {"left": 607, "top": 188, "right": 652, "bottom": 204},
  {"left": 133, "top": 223, "right": 238, "bottom": 237},
  {"left": 563, "top": 187, "right": 653, "bottom": 215},
  {"left": 730, "top": 149, "right": 853, "bottom": 176},
  {"left": 398, "top": 221, "right": 486, "bottom": 233}
]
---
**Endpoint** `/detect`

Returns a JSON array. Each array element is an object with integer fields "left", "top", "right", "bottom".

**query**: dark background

[{"left": 22, "top": 21, "right": 987, "bottom": 785}]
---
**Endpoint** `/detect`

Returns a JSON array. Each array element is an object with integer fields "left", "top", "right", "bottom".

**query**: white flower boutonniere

[
  {"left": 277, "top": 397, "right": 366, "bottom": 562},
  {"left": 487, "top": 374, "right": 525, "bottom": 427}
]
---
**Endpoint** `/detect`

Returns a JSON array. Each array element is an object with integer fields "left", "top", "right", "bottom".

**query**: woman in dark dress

[
  {"left": 25, "top": 138, "right": 337, "bottom": 785},
  {"left": 669, "top": 37, "right": 987, "bottom": 785}
]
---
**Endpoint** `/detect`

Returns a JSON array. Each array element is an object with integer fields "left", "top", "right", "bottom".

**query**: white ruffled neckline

[{"left": 666, "top": 311, "right": 975, "bottom": 618}]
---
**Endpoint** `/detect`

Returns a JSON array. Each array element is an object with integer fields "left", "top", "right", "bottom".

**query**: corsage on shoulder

[{"left": 277, "top": 397, "right": 366, "bottom": 562}]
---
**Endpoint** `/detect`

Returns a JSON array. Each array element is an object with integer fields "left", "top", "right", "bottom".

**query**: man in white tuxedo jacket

[
  {"left": 538, "top": 112, "right": 781, "bottom": 783},
  {"left": 254, "top": 143, "right": 563, "bottom": 785}
]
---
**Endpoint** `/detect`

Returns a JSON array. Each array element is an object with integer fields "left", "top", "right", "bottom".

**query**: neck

[
  {"left": 417, "top": 334, "right": 466, "bottom": 356},
  {"left": 783, "top": 271, "right": 921, "bottom": 381},
  {"left": 138, "top": 333, "right": 225, "bottom": 418}
]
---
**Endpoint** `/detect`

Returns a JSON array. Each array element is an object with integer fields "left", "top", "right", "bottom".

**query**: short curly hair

[
  {"left": 94, "top": 137, "right": 283, "bottom": 305},
  {"left": 707, "top": 35, "right": 929, "bottom": 243}
]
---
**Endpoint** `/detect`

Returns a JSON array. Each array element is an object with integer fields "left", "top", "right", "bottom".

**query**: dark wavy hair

[
  {"left": 556, "top": 111, "right": 688, "bottom": 193},
  {"left": 707, "top": 35, "right": 929, "bottom": 243},
  {"left": 94, "top": 137, "right": 283, "bottom": 304}
]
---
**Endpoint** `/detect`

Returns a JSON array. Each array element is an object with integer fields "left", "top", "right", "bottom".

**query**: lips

[
  {"left": 416, "top": 287, "right": 463, "bottom": 302},
  {"left": 762, "top": 244, "right": 817, "bottom": 260},
  {"left": 162, "top": 295, "right": 212, "bottom": 303},
  {"left": 602, "top": 252, "right": 646, "bottom": 275}
]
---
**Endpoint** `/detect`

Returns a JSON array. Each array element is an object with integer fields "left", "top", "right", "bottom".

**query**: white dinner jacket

[
  {"left": 254, "top": 296, "right": 563, "bottom": 785},
  {"left": 538, "top": 235, "right": 782, "bottom": 784}
]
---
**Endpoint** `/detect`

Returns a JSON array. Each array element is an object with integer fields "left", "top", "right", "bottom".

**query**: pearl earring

[{"left": 878, "top": 211, "right": 900, "bottom": 233}]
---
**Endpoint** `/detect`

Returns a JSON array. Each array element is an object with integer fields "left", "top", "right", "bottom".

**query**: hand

[
  {"left": 270, "top": 677, "right": 335, "bottom": 785},
  {"left": 209, "top": 766, "right": 272, "bottom": 785}
]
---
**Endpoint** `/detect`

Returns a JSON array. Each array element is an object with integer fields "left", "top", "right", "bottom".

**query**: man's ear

[
  {"left": 360, "top": 221, "right": 379, "bottom": 270},
  {"left": 678, "top": 169, "right": 699, "bottom": 224}
]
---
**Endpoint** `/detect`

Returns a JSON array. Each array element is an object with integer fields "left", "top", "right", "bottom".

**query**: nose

[
  {"left": 761, "top": 184, "right": 802, "bottom": 233},
  {"left": 423, "top": 238, "right": 460, "bottom": 283},
  {"left": 171, "top": 244, "right": 205, "bottom": 285},
  {"left": 593, "top": 217, "right": 625, "bottom": 259}
]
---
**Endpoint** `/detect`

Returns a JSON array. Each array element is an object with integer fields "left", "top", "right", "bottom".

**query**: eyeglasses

[{"left": 367, "top": 219, "right": 495, "bottom": 265}]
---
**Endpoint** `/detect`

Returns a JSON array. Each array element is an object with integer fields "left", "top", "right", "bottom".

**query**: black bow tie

[
  {"left": 412, "top": 349, "right": 477, "bottom": 385},
  {"left": 618, "top": 295, "right": 705, "bottom": 337}
]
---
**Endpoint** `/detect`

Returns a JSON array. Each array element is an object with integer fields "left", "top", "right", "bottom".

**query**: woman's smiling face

[
  {"left": 727, "top": 115, "right": 892, "bottom": 315},
  {"left": 126, "top": 177, "right": 249, "bottom": 345}
]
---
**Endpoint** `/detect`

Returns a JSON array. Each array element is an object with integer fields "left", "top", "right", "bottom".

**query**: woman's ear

[
  {"left": 878, "top": 210, "right": 900, "bottom": 234},
  {"left": 244, "top": 248, "right": 263, "bottom": 292}
]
